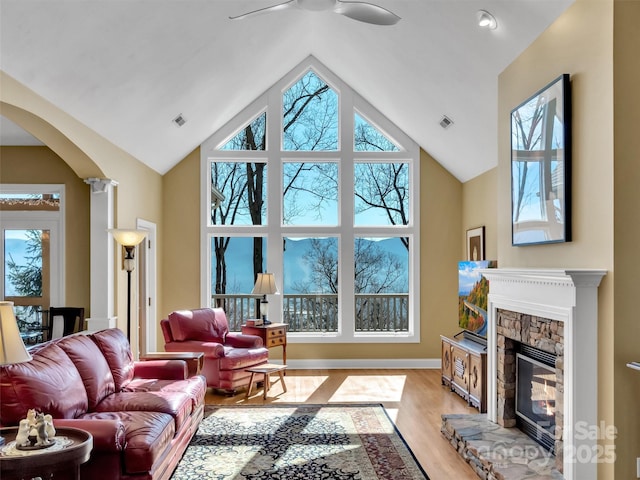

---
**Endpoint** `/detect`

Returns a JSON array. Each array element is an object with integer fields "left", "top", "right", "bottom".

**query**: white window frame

[
  {"left": 0, "top": 184, "right": 65, "bottom": 307},
  {"left": 200, "top": 56, "right": 419, "bottom": 343}
]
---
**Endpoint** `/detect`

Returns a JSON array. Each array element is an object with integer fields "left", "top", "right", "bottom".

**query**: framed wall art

[
  {"left": 511, "top": 74, "right": 572, "bottom": 246},
  {"left": 466, "top": 226, "right": 485, "bottom": 261}
]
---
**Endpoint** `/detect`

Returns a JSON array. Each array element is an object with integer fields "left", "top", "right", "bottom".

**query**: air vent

[
  {"left": 439, "top": 115, "right": 454, "bottom": 129},
  {"left": 172, "top": 114, "right": 187, "bottom": 127}
]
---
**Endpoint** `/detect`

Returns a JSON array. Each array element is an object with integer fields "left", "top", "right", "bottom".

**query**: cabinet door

[
  {"left": 468, "top": 353, "right": 486, "bottom": 411},
  {"left": 441, "top": 339, "right": 453, "bottom": 384},
  {"left": 450, "top": 345, "right": 469, "bottom": 397}
]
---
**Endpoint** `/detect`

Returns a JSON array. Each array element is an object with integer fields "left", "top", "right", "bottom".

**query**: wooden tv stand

[{"left": 441, "top": 333, "right": 487, "bottom": 412}]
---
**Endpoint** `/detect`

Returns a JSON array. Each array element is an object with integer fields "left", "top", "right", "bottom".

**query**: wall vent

[
  {"left": 173, "top": 114, "right": 187, "bottom": 127},
  {"left": 439, "top": 115, "right": 454, "bottom": 129}
]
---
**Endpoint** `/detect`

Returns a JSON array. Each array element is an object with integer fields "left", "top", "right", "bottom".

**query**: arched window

[{"left": 201, "top": 56, "right": 419, "bottom": 343}]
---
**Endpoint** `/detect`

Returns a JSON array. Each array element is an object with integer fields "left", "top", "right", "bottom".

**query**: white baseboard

[{"left": 272, "top": 358, "right": 441, "bottom": 369}]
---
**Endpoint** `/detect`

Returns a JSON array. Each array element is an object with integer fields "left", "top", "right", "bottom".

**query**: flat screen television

[{"left": 458, "top": 260, "right": 496, "bottom": 339}]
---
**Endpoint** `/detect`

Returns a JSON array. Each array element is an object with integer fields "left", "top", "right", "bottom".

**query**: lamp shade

[
  {"left": 0, "top": 301, "right": 33, "bottom": 365},
  {"left": 109, "top": 229, "right": 147, "bottom": 246},
  {"left": 251, "top": 273, "right": 279, "bottom": 295}
]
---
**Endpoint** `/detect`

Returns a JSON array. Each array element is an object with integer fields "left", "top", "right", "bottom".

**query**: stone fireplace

[
  {"left": 496, "top": 309, "right": 564, "bottom": 466},
  {"left": 481, "top": 268, "right": 605, "bottom": 480}
]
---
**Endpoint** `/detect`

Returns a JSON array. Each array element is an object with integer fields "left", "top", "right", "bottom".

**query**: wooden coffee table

[
  {"left": 246, "top": 363, "right": 288, "bottom": 399},
  {"left": 0, "top": 426, "right": 93, "bottom": 480}
]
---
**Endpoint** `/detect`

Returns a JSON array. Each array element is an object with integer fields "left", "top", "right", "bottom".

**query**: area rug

[{"left": 171, "top": 404, "right": 430, "bottom": 480}]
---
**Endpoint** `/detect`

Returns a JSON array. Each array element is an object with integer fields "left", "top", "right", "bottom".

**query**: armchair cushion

[{"left": 168, "top": 307, "right": 228, "bottom": 342}]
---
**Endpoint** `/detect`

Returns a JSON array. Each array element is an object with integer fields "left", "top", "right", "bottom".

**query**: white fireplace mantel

[{"left": 479, "top": 268, "right": 606, "bottom": 480}]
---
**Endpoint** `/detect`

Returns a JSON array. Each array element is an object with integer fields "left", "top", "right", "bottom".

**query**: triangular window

[
  {"left": 219, "top": 112, "right": 266, "bottom": 151},
  {"left": 354, "top": 112, "right": 399, "bottom": 152},
  {"left": 283, "top": 70, "right": 338, "bottom": 151}
]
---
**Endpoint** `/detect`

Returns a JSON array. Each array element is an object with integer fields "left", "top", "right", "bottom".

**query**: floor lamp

[
  {"left": 0, "top": 301, "right": 33, "bottom": 444},
  {"left": 110, "top": 229, "right": 147, "bottom": 341}
]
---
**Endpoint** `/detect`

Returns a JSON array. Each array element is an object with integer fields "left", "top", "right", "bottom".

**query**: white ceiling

[{"left": 0, "top": 0, "right": 573, "bottom": 182}]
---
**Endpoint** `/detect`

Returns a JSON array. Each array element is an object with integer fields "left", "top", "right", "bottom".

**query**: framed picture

[
  {"left": 511, "top": 74, "right": 572, "bottom": 246},
  {"left": 466, "top": 226, "right": 485, "bottom": 261}
]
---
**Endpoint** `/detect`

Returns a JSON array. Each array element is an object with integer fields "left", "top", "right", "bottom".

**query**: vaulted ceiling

[{"left": 0, "top": 0, "right": 573, "bottom": 182}]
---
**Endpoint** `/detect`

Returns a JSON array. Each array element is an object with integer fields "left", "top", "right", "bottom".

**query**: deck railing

[{"left": 212, "top": 293, "right": 409, "bottom": 333}]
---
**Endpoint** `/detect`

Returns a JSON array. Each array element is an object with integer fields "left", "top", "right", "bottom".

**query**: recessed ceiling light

[
  {"left": 477, "top": 10, "right": 497, "bottom": 30},
  {"left": 172, "top": 114, "right": 187, "bottom": 127}
]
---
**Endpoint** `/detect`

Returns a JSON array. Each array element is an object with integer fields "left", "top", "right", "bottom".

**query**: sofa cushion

[
  {"left": 57, "top": 334, "right": 116, "bottom": 410},
  {"left": 78, "top": 411, "right": 176, "bottom": 475},
  {"left": 168, "top": 308, "right": 228, "bottom": 342},
  {"left": 124, "top": 376, "right": 206, "bottom": 411},
  {"left": 93, "top": 391, "right": 193, "bottom": 432},
  {"left": 90, "top": 328, "right": 135, "bottom": 390},
  {"left": 0, "top": 342, "right": 88, "bottom": 425}
]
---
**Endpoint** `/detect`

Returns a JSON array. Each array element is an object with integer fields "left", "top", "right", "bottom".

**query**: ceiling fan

[{"left": 229, "top": 0, "right": 401, "bottom": 26}]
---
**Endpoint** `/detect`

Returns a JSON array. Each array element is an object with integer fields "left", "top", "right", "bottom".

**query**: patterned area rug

[{"left": 171, "top": 404, "right": 430, "bottom": 480}]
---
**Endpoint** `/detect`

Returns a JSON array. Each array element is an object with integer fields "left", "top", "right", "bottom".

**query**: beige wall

[
  {"left": 0, "top": 146, "right": 91, "bottom": 311},
  {"left": 462, "top": 168, "right": 497, "bottom": 261},
  {"left": 612, "top": 0, "right": 640, "bottom": 477},
  {"left": 496, "top": 0, "right": 629, "bottom": 477},
  {"left": 161, "top": 147, "right": 462, "bottom": 359}
]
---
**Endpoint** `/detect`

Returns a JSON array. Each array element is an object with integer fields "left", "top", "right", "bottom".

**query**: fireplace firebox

[{"left": 516, "top": 344, "right": 557, "bottom": 453}]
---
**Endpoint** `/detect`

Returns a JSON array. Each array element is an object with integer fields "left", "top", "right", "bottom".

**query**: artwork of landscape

[{"left": 458, "top": 260, "right": 496, "bottom": 337}]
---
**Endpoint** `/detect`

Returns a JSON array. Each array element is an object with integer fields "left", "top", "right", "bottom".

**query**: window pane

[
  {"left": 4, "top": 229, "right": 44, "bottom": 298},
  {"left": 283, "top": 237, "right": 338, "bottom": 332},
  {"left": 354, "top": 113, "right": 399, "bottom": 152},
  {"left": 283, "top": 71, "right": 338, "bottom": 151},
  {"left": 354, "top": 162, "right": 409, "bottom": 226},
  {"left": 283, "top": 162, "right": 338, "bottom": 226},
  {"left": 0, "top": 193, "right": 60, "bottom": 211},
  {"left": 211, "top": 162, "right": 267, "bottom": 225},
  {"left": 210, "top": 236, "right": 266, "bottom": 330},
  {"left": 219, "top": 112, "right": 266, "bottom": 151},
  {"left": 354, "top": 237, "right": 409, "bottom": 332}
]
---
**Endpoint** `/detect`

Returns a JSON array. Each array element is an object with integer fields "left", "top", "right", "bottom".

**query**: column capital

[{"left": 84, "top": 177, "right": 118, "bottom": 194}]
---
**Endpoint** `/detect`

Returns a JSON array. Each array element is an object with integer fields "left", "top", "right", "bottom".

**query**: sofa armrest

[
  {"left": 164, "top": 340, "right": 225, "bottom": 358},
  {"left": 133, "top": 359, "right": 188, "bottom": 380},
  {"left": 225, "top": 332, "right": 264, "bottom": 348},
  {"left": 52, "top": 418, "right": 126, "bottom": 452}
]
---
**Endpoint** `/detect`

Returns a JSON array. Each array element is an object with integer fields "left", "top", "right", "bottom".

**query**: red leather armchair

[{"left": 161, "top": 307, "right": 269, "bottom": 392}]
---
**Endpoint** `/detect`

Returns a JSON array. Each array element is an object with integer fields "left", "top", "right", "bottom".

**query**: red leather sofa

[
  {"left": 161, "top": 307, "right": 269, "bottom": 392},
  {"left": 0, "top": 328, "right": 206, "bottom": 480}
]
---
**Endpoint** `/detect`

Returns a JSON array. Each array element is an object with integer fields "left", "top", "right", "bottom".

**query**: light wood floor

[{"left": 205, "top": 369, "right": 479, "bottom": 479}]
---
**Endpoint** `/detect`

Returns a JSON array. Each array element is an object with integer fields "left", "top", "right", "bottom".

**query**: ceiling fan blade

[
  {"left": 334, "top": 1, "right": 400, "bottom": 25},
  {"left": 229, "top": 0, "right": 296, "bottom": 20}
]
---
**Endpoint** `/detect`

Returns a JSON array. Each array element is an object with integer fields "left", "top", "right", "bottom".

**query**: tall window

[
  {"left": 201, "top": 57, "right": 419, "bottom": 343},
  {"left": 0, "top": 185, "right": 64, "bottom": 330}
]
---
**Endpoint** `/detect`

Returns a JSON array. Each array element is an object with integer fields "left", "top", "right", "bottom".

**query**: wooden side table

[
  {"left": 242, "top": 322, "right": 288, "bottom": 366},
  {"left": 0, "top": 426, "right": 92, "bottom": 480},
  {"left": 139, "top": 352, "right": 205, "bottom": 377},
  {"left": 246, "top": 363, "right": 288, "bottom": 399}
]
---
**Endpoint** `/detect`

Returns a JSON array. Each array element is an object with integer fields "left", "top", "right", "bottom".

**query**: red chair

[{"left": 161, "top": 307, "right": 269, "bottom": 393}]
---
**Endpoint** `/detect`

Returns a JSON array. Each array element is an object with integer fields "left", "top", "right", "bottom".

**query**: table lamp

[
  {"left": 252, "top": 273, "right": 279, "bottom": 325},
  {"left": 0, "top": 301, "right": 33, "bottom": 445}
]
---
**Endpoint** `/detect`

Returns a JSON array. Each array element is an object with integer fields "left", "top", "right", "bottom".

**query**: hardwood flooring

[{"left": 205, "top": 368, "right": 479, "bottom": 479}]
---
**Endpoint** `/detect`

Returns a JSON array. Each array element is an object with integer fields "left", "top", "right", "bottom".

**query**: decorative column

[{"left": 83, "top": 178, "right": 118, "bottom": 331}]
